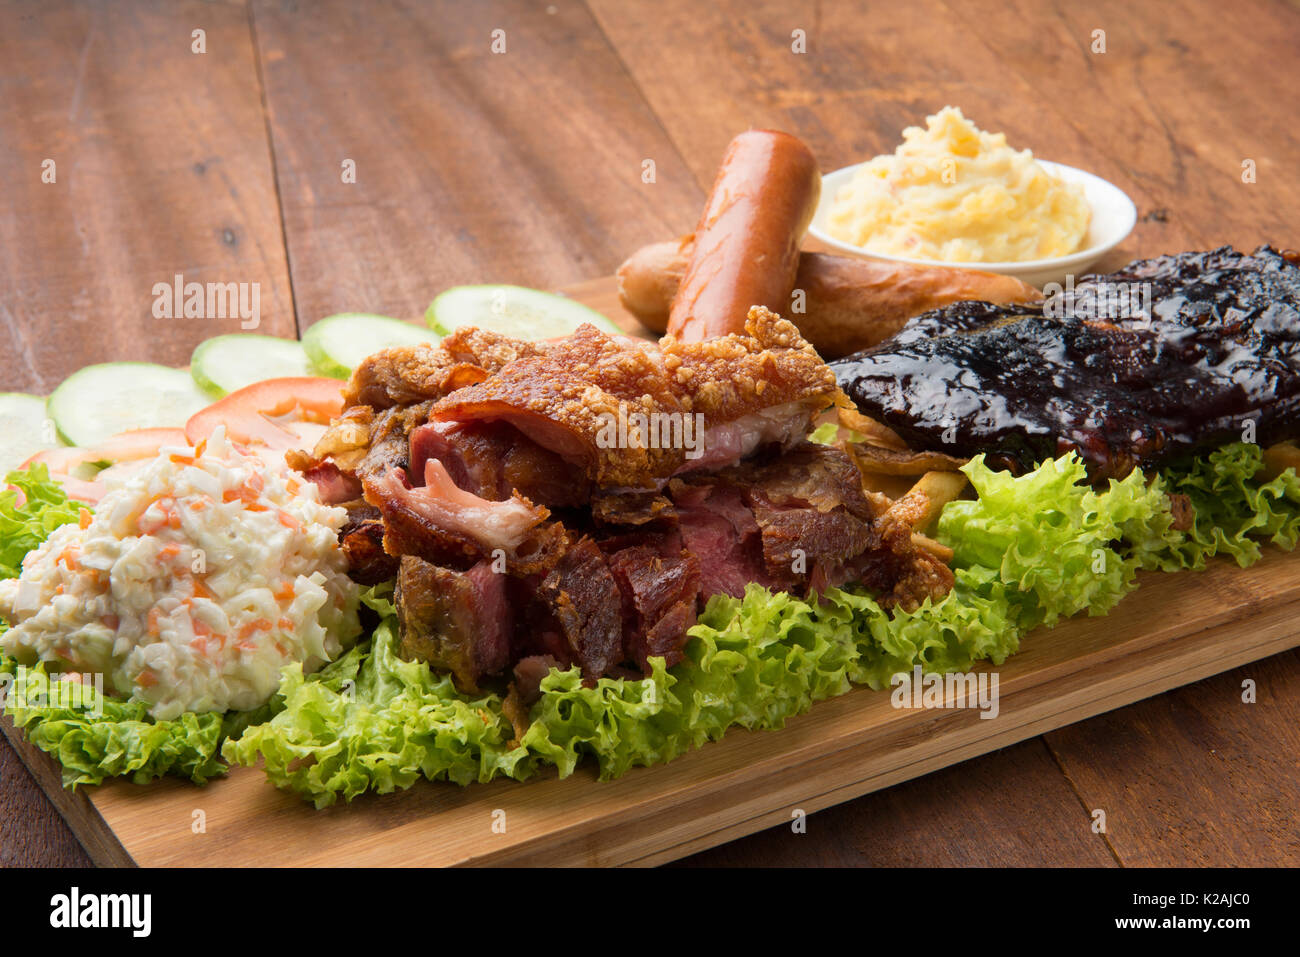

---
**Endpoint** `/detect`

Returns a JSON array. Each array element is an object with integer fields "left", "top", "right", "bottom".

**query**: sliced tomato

[
  {"left": 184, "top": 377, "right": 344, "bottom": 451},
  {"left": 22, "top": 428, "right": 187, "bottom": 475},
  {"left": 21, "top": 428, "right": 188, "bottom": 504}
]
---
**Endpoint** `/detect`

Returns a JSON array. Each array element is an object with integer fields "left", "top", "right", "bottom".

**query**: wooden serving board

[{"left": 4, "top": 277, "right": 1299, "bottom": 867}]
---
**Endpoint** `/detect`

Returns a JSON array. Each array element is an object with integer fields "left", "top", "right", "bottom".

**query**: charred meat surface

[
  {"left": 535, "top": 537, "right": 625, "bottom": 677},
  {"left": 338, "top": 504, "right": 399, "bottom": 585},
  {"left": 396, "top": 556, "right": 511, "bottom": 693},
  {"left": 607, "top": 546, "right": 702, "bottom": 671},
  {"left": 831, "top": 247, "right": 1300, "bottom": 478}
]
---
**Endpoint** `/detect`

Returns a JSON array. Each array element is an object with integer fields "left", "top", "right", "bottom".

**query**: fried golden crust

[
  {"left": 320, "top": 308, "right": 839, "bottom": 493},
  {"left": 440, "top": 326, "right": 548, "bottom": 369},
  {"left": 342, "top": 327, "right": 546, "bottom": 411},
  {"left": 661, "top": 306, "right": 838, "bottom": 421},
  {"left": 431, "top": 324, "right": 690, "bottom": 487},
  {"left": 343, "top": 346, "right": 488, "bottom": 410},
  {"left": 428, "top": 312, "right": 838, "bottom": 488}
]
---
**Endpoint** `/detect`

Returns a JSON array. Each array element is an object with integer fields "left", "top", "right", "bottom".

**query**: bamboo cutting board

[{"left": 3, "top": 276, "right": 1299, "bottom": 867}]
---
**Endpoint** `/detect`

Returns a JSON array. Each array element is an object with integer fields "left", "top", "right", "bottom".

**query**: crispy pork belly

[
  {"left": 661, "top": 306, "right": 838, "bottom": 424},
  {"left": 310, "top": 306, "right": 837, "bottom": 503},
  {"left": 440, "top": 326, "right": 550, "bottom": 369},
  {"left": 343, "top": 326, "right": 546, "bottom": 410},
  {"left": 428, "top": 308, "right": 839, "bottom": 489},
  {"left": 430, "top": 323, "right": 690, "bottom": 487},
  {"left": 344, "top": 348, "right": 488, "bottom": 410}
]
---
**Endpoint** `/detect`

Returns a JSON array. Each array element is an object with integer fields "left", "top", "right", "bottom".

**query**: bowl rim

[{"left": 808, "top": 158, "right": 1138, "bottom": 273}]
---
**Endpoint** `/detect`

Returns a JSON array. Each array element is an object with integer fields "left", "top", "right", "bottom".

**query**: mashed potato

[
  {"left": 0, "top": 427, "right": 360, "bottom": 720},
  {"left": 827, "top": 107, "right": 1090, "bottom": 263}
]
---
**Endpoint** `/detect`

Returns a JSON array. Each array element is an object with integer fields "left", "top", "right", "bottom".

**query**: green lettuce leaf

[
  {"left": 0, "top": 465, "right": 85, "bottom": 585},
  {"left": 844, "top": 566, "right": 1023, "bottom": 688},
  {"left": 940, "top": 453, "right": 1176, "bottom": 628},
  {"left": 1155, "top": 443, "right": 1300, "bottom": 569},
  {"left": 223, "top": 618, "right": 533, "bottom": 808},
  {"left": 358, "top": 580, "right": 397, "bottom": 618},
  {"left": 0, "top": 657, "right": 226, "bottom": 786}
]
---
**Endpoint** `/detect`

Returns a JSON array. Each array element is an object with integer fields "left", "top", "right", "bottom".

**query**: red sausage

[{"left": 666, "top": 130, "right": 820, "bottom": 342}]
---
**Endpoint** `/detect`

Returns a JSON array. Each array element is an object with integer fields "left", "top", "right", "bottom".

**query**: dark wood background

[{"left": 2, "top": 0, "right": 1298, "bottom": 867}]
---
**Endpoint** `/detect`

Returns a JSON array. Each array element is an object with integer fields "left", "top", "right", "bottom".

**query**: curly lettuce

[
  {"left": 7, "top": 443, "right": 1300, "bottom": 806},
  {"left": 939, "top": 453, "right": 1180, "bottom": 628},
  {"left": 223, "top": 619, "right": 532, "bottom": 808},
  {"left": 0, "top": 659, "right": 226, "bottom": 786},
  {"left": 1156, "top": 443, "right": 1300, "bottom": 569},
  {"left": 0, "top": 465, "right": 85, "bottom": 583}
]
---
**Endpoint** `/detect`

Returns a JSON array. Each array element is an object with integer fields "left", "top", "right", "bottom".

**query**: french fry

[
  {"left": 847, "top": 441, "right": 968, "bottom": 476},
  {"left": 885, "top": 470, "right": 970, "bottom": 532},
  {"left": 837, "top": 406, "right": 910, "bottom": 451},
  {"left": 911, "top": 532, "right": 954, "bottom": 563},
  {"left": 1262, "top": 441, "right": 1300, "bottom": 481},
  {"left": 855, "top": 471, "right": 914, "bottom": 513}
]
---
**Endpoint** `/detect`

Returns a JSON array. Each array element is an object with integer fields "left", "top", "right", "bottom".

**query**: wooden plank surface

[
  {"left": 583, "top": 0, "right": 1300, "bottom": 867},
  {"left": 2, "top": 0, "right": 1299, "bottom": 867},
  {"left": 247, "top": 0, "right": 704, "bottom": 328},
  {"left": 681, "top": 647, "right": 1300, "bottom": 868},
  {"left": 0, "top": 0, "right": 292, "bottom": 868},
  {"left": 1040, "top": 649, "right": 1300, "bottom": 867},
  {"left": 936, "top": 0, "right": 1300, "bottom": 251},
  {"left": 672, "top": 738, "right": 1122, "bottom": 868},
  {"left": 8, "top": 539, "right": 1299, "bottom": 867},
  {"left": 0, "top": 0, "right": 296, "bottom": 390}
]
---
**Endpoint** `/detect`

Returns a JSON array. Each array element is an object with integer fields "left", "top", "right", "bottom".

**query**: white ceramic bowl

[{"left": 808, "top": 159, "right": 1137, "bottom": 289}]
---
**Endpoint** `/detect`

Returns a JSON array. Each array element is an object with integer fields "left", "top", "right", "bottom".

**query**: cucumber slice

[
  {"left": 0, "top": 393, "right": 61, "bottom": 477},
  {"left": 48, "top": 363, "right": 211, "bottom": 447},
  {"left": 302, "top": 313, "right": 441, "bottom": 379},
  {"left": 191, "top": 334, "right": 314, "bottom": 397},
  {"left": 426, "top": 285, "right": 622, "bottom": 339}
]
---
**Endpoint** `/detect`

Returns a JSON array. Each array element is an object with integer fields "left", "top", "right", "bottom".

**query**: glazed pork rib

[
  {"left": 831, "top": 246, "right": 1300, "bottom": 479},
  {"left": 301, "top": 307, "right": 952, "bottom": 696}
]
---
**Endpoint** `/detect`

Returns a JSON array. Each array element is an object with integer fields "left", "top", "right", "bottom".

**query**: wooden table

[{"left": 2, "top": 0, "right": 1298, "bottom": 868}]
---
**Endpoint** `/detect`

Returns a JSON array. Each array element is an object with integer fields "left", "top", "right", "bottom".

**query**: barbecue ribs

[{"left": 831, "top": 246, "right": 1300, "bottom": 479}]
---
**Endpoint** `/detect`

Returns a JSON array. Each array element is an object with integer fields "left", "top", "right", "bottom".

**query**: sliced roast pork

[
  {"left": 297, "top": 304, "right": 953, "bottom": 705},
  {"left": 396, "top": 556, "right": 511, "bottom": 692}
]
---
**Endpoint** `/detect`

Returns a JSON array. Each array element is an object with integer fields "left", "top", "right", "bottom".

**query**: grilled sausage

[
  {"left": 623, "top": 239, "right": 1042, "bottom": 358},
  {"left": 666, "top": 130, "right": 820, "bottom": 342}
]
